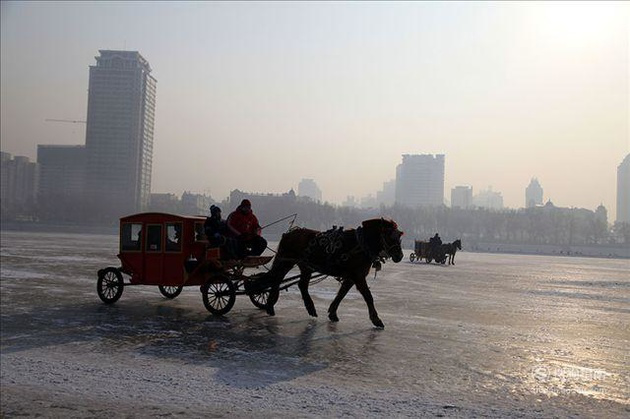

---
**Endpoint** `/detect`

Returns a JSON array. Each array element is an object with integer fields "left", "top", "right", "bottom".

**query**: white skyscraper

[
  {"left": 617, "top": 154, "right": 630, "bottom": 223},
  {"left": 395, "top": 154, "right": 445, "bottom": 208},
  {"left": 85, "top": 50, "right": 157, "bottom": 218},
  {"left": 525, "top": 178, "right": 543, "bottom": 208}
]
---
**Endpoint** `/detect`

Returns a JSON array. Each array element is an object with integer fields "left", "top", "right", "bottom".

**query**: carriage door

[
  {"left": 162, "top": 222, "right": 183, "bottom": 286},
  {"left": 144, "top": 224, "right": 163, "bottom": 284}
]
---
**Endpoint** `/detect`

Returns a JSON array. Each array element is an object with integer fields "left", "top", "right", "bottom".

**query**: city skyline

[{"left": 1, "top": 2, "right": 628, "bottom": 220}]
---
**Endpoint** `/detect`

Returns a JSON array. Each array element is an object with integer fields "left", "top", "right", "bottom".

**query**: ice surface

[{"left": 1, "top": 230, "right": 629, "bottom": 417}]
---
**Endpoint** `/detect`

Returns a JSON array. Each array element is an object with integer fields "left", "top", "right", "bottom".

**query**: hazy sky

[{"left": 1, "top": 1, "right": 628, "bottom": 218}]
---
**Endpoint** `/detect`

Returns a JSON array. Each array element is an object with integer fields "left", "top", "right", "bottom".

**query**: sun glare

[{"left": 530, "top": 1, "right": 627, "bottom": 48}]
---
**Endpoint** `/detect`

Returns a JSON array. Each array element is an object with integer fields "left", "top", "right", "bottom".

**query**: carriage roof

[{"left": 120, "top": 212, "right": 206, "bottom": 224}]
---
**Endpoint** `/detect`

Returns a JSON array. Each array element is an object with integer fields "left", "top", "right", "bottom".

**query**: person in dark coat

[{"left": 204, "top": 205, "right": 237, "bottom": 259}]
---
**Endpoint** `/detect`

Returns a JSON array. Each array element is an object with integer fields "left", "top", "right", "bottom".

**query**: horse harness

[{"left": 300, "top": 225, "right": 393, "bottom": 278}]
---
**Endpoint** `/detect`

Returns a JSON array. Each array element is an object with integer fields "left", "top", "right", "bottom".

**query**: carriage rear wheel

[
  {"left": 201, "top": 276, "right": 236, "bottom": 316},
  {"left": 97, "top": 267, "right": 124, "bottom": 304},
  {"left": 409, "top": 253, "right": 416, "bottom": 262},
  {"left": 158, "top": 285, "right": 183, "bottom": 299}
]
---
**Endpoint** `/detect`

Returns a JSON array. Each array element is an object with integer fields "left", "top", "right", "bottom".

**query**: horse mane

[{"left": 361, "top": 217, "right": 398, "bottom": 230}]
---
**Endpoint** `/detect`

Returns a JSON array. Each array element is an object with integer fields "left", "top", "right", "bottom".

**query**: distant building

[
  {"left": 0, "top": 152, "right": 39, "bottom": 216},
  {"left": 376, "top": 179, "right": 396, "bottom": 206},
  {"left": 360, "top": 194, "right": 377, "bottom": 209},
  {"left": 395, "top": 154, "right": 445, "bottom": 208},
  {"left": 297, "top": 178, "right": 322, "bottom": 202},
  {"left": 85, "top": 50, "right": 157, "bottom": 218},
  {"left": 229, "top": 189, "right": 296, "bottom": 211},
  {"left": 451, "top": 186, "right": 473, "bottom": 209},
  {"left": 37, "top": 145, "right": 86, "bottom": 200},
  {"left": 149, "top": 193, "right": 180, "bottom": 214},
  {"left": 617, "top": 154, "right": 630, "bottom": 223},
  {"left": 525, "top": 178, "right": 543, "bottom": 208},
  {"left": 181, "top": 192, "right": 213, "bottom": 216},
  {"left": 342, "top": 196, "right": 358, "bottom": 208},
  {"left": 595, "top": 204, "right": 608, "bottom": 226},
  {"left": 474, "top": 187, "right": 503, "bottom": 210}
]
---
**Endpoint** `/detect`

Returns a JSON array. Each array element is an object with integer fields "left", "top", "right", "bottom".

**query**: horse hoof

[
  {"left": 309, "top": 311, "right": 318, "bottom": 318},
  {"left": 372, "top": 318, "right": 385, "bottom": 328},
  {"left": 266, "top": 306, "right": 275, "bottom": 316},
  {"left": 328, "top": 313, "right": 339, "bottom": 322}
]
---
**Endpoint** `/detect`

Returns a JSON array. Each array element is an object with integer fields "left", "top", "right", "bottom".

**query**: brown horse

[{"left": 263, "top": 218, "right": 404, "bottom": 328}]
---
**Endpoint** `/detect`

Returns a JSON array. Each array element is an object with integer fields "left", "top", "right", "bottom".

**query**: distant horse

[
  {"left": 442, "top": 239, "right": 462, "bottom": 265},
  {"left": 263, "top": 218, "right": 404, "bottom": 328}
]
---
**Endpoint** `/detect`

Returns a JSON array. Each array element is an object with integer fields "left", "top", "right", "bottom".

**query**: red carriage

[{"left": 96, "top": 212, "right": 277, "bottom": 315}]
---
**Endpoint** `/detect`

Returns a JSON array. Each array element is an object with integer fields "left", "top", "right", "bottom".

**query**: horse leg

[
  {"left": 266, "top": 283, "right": 280, "bottom": 316},
  {"left": 353, "top": 276, "right": 384, "bottom": 328},
  {"left": 298, "top": 266, "right": 317, "bottom": 317},
  {"left": 264, "top": 260, "right": 296, "bottom": 316},
  {"left": 328, "top": 278, "right": 354, "bottom": 322}
]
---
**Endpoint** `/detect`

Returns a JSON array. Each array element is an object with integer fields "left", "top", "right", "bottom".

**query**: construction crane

[{"left": 45, "top": 118, "right": 86, "bottom": 124}]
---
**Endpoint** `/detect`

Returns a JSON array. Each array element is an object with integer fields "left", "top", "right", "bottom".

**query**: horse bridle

[{"left": 377, "top": 225, "right": 403, "bottom": 259}]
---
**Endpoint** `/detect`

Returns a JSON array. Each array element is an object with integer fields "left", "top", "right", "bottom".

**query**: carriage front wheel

[
  {"left": 201, "top": 276, "right": 236, "bottom": 316},
  {"left": 97, "top": 267, "right": 124, "bottom": 304},
  {"left": 248, "top": 290, "right": 275, "bottom": 310},
  {"left": 409, "top": 253, "right": 416, "bottom": 262},
  {"left": 158, "top": 285, "right": 183, "bottom": 299}
]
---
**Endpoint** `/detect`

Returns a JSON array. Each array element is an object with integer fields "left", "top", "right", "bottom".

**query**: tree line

[{"left": 3, "top": 193, "right": 628, "bottom": 246}]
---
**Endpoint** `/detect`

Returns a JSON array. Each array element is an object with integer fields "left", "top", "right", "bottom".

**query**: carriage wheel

[
  {"left": 201, "top": 276, "right": 236, "bottom": 316},
  {"left": 248, "top": 290, "right": 272, "bottom": 310},
  {"left": 97, "top": 267, "right": 124, "bottom": 304},
  {"left": 158, "top": 285, "right": 183, "bottom": 299},
  {"left": 409, "top": 253, "right": 416, "bottom": 263},
  {"left": 425, "top": 257, "right": 432, "bottom": 264}
]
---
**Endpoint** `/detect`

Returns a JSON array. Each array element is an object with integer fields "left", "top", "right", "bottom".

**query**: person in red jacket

[{"left": 227, "top": 199, "right": 267, "bottom": 258}]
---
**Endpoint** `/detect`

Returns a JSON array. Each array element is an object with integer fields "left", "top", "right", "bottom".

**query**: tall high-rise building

[
  {"left": 451, "top": 186, "right": 473, "bottom": 209},
  {"left": 298, "top": 178, "right": 322, "bottom": 202},
  {"left": 617, "top": 154, "right": 630, "bottom": 223},
  {"left": 85, "top": 50, "right": 157, "bottom": 218},
  {"left": 395, "top": 154, "right": 445, "bottom": 208},
  {"left": 525, "top": 178, "right": 543, "bottom": 208}
]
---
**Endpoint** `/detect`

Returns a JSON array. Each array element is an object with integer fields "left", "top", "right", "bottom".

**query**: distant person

[
  {"left": 429, "top": 233, "right": 442, "bottom": 251},
  {"left": 227, "top": 199, "right": 267, "bottom": 257},
  {"left": 204, "top": 205, "right": 236, "bottom": 259}
]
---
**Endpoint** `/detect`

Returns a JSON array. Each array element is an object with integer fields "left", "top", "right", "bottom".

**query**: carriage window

[
  {"left": 194, "top": 222, "right": 206, "bottom": 242},
  {"left": 121, "top": 223, "right": 142, "bottom": 251},
  {"left": 165, "top": 223, "right": 182, "bottom": 252},
  {"left": 146, "top": 224, "right": 162, "bottom": 252}
]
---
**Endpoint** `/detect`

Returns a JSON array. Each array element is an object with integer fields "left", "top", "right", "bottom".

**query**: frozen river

[{"left": 1, "top": 231, "right": 629, "bottom": 417}]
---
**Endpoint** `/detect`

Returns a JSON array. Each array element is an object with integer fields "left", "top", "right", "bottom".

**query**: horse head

[
  {"left": 361, "top": 218, "right": 404, "bottom": 263},
  {"left": 454, "top": 239, "right": 462, "bottom": 250}
]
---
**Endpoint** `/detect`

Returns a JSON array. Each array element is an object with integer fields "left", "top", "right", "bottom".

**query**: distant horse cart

[{"left": 409, "top": 239, "right": 461, "bottom": 265}]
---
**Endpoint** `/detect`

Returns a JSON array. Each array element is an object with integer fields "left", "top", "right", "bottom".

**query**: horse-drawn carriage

[
  {"left": 409, "top": 240, "right": 447, "bottom": 264},
  {"left": 409, "top": 239, "right": 461, "bottom": 265},
  {"left": 97, "top": 213, "right": 405, "bottom": 327},
  {"left": 96, "top": 212, "right": 298, "bottom": 315}
]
